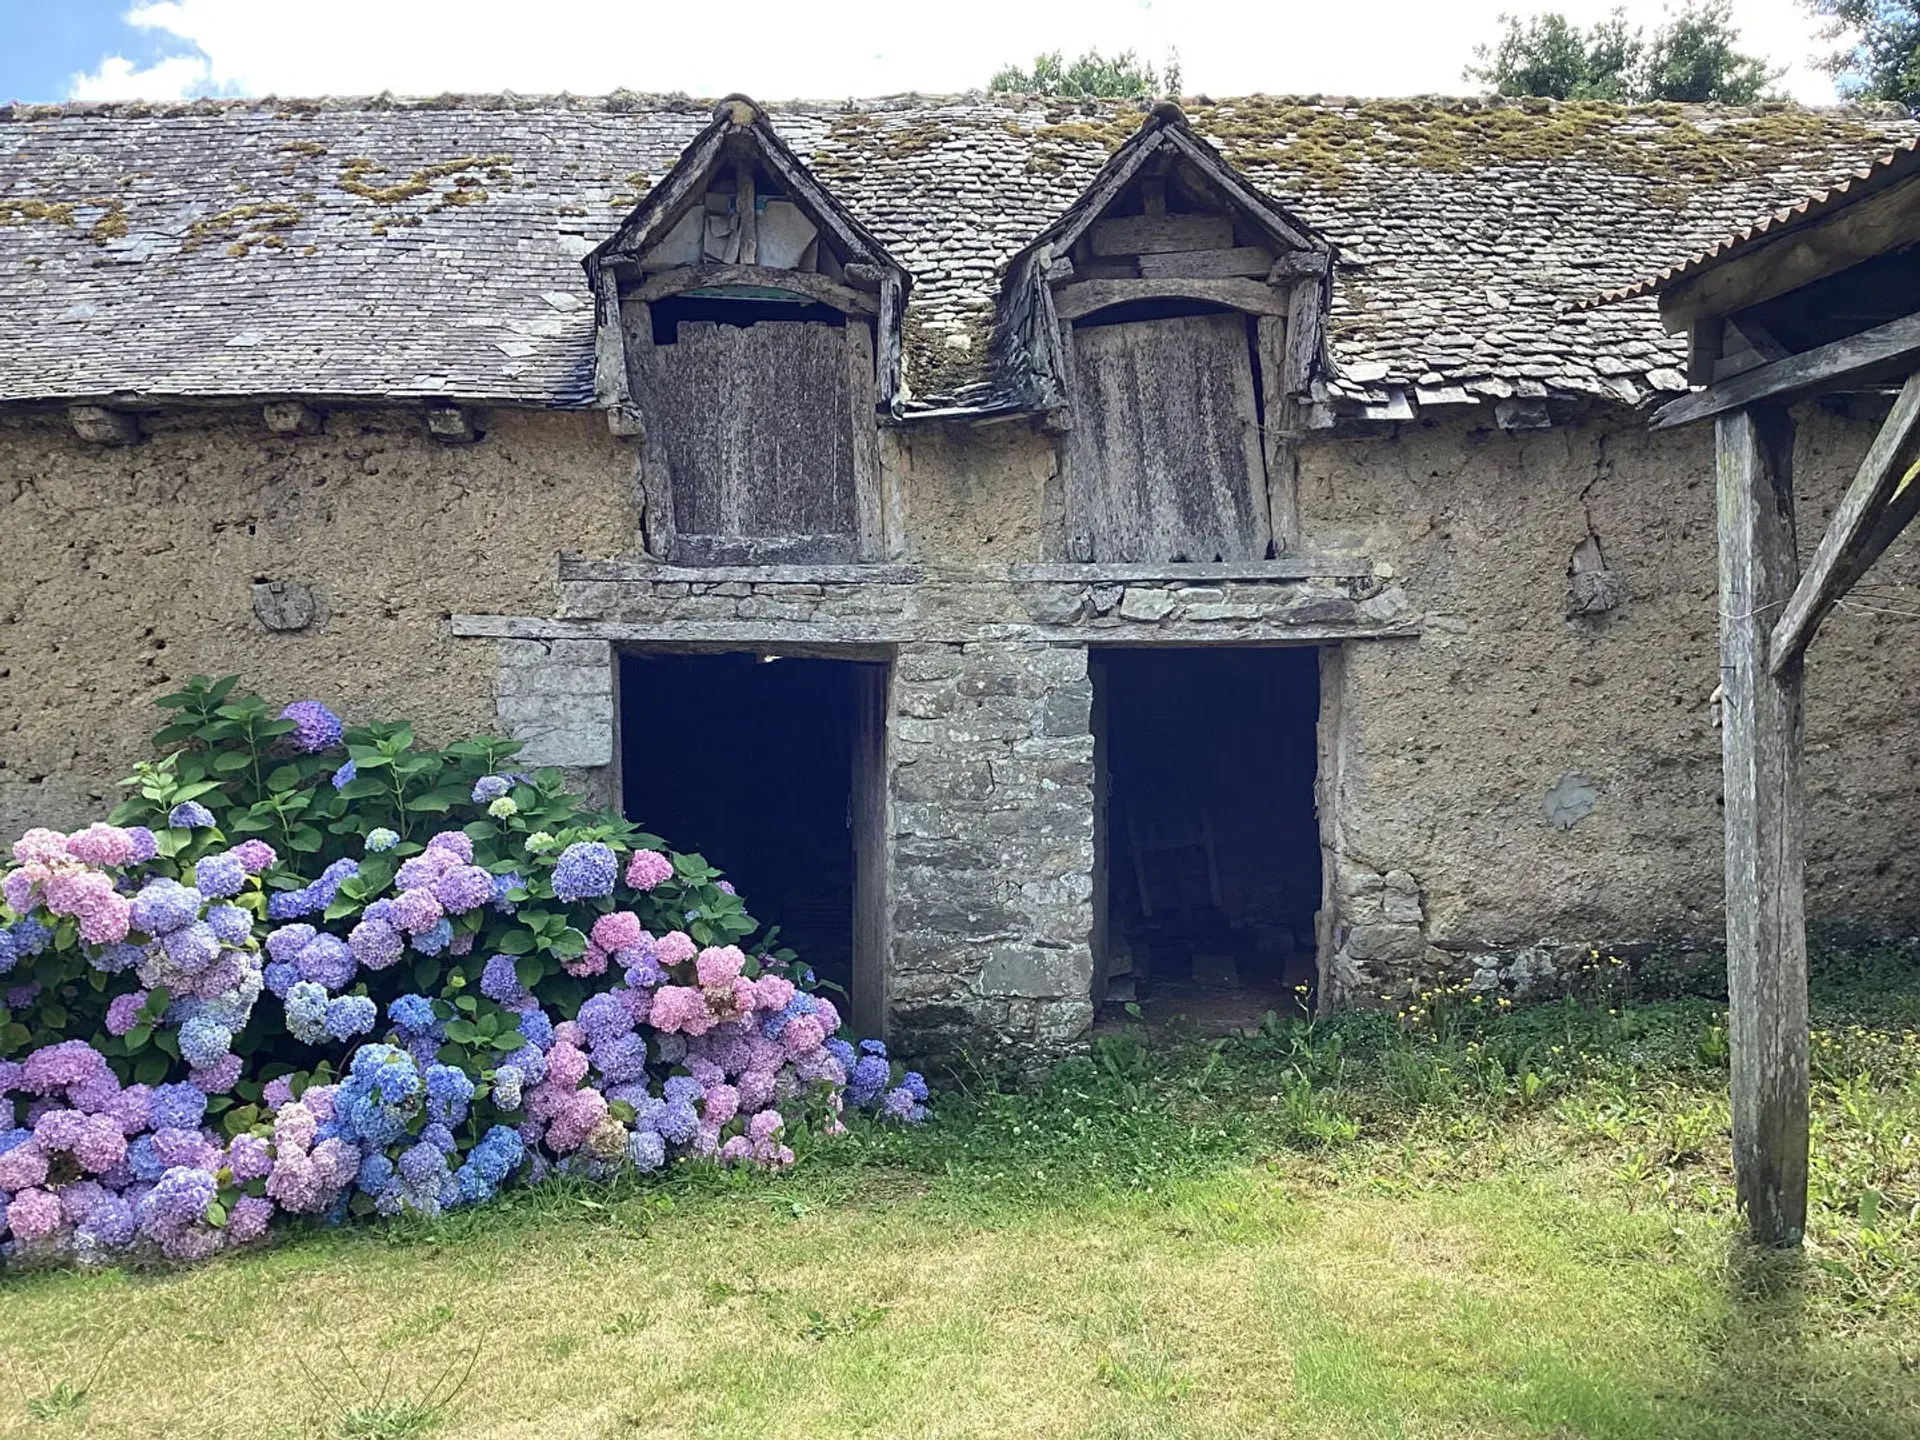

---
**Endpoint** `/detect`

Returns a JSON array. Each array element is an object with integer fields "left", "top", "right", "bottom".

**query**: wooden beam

[
  {"left": 1652, "top": 309, "right": 1920, "bottom": 429},
  {"left": 1770, "top": 371, "right": 1920, "bottom": 674},
  {"left": 1660, "top": 171, "right": 1920, "bottom": 330},
  {"left": 1053, "top": 276, "right": 1289, "bottom": 322},
  {"left": 629, "top": 263, "right": 876, "bottom": 315},
  {"left": 733, "top": 161, "right": 757, "bottom": 266},
  {"left": 1090, "top": 213, "right": 1233, "bottom": 256},
  {"left": 1137, "top": 246, "right": 1274, "bottom": 280},
  {"left": 1716, "top": 404, "right": 1809, "bottom": 1248}
]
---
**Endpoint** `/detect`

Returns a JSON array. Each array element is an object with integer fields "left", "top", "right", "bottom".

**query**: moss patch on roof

[{"left": 1183, "top": 97, "right": 1885, "bottom": 199}]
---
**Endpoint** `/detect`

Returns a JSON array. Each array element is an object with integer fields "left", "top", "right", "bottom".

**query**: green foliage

[
  {"left": 1467, "top": 3, "right": 1782, "bottom": 103},
  {"left": 988, "top": 47, "right": 1178, "bottom": 99},
  {"left": 1805, "top": 0, "right": 1920, "bottom": 107}
]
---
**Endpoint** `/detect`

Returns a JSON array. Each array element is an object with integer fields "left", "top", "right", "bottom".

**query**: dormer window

[
  {"left": 996, "top": 104, "right": 1333, "bottom": 563},
  {"left": 585, "top": 97, "right": 910, "bottom": 565}
]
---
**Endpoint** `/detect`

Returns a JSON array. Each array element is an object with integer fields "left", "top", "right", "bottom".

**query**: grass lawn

[{"left": 3, "top": 951, "right": 1917, "bottom": 1439}]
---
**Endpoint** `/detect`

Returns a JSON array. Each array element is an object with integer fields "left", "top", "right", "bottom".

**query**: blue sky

[{"left": 0, "top": 0, "right": 1850, "bottom": 106}]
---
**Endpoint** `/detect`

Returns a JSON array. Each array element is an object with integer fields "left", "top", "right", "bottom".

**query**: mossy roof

[{"left": 0, "top": 91, "right": 1914, "bottom": 412}]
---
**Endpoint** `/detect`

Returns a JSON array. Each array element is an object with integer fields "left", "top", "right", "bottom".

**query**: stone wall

[
  {"left": 887, "top": 642, "right": 1096, "bottom": 1067},
  {"left": 0, "top": 407, "right": 634, "bottom": 835}
]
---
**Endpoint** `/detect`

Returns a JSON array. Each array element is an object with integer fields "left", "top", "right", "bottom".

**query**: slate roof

[
  {"left": 1580, "top": 136, "right": 1920, "bottom": 310},
  {"left": 1, "top": 91, "right": 1915, "bottom": 417}
]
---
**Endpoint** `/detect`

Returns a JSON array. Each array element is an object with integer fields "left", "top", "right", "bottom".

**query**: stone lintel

[
  {"left": 452, "top": 616, "right": 1420, "bottom": 646},
  {"left": 559, "top": 558, "right": 924, "bottom": 585}
]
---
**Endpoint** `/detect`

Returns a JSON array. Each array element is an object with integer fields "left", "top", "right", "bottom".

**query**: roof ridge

[{"left": 2, "top": 90, "right": 1913, "bottom": 124}]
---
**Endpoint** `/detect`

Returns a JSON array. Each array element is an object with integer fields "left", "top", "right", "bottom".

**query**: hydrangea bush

[{"left": 0, "top": 677, "right": 926, "bottom": 1267}]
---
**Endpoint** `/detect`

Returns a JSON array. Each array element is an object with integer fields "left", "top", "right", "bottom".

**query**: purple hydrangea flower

[
  {"left": 296, "top": 934, "right": 355, "bottom": 992},
  {"left": 411, "top": 918, "right": 454, "bottom": 956},
  {"left": 324, "top": 994, "right": 377, "bottom": 1040},
  {"left": 480, "top": 954, "right": 525, "bottom": 1004},
  {"left": 131, "top": 879, "right": 203, "bottom": 938},
  {"left": 161, "top": 922, "right": 222, "bottom": 973},
  {"left": 149, "top": 1082, "right": 207, "bottom": 1131},
  {"left": 205, "top": 904, "right": 253, "bottom": 946},
  {"left": 280, "top": 701, "right": 344, "bottom": 753},
  {"left": 193, "top": 852, "right": 248, "bottom": 900},
  {"left": 125, "top": 827, "right": 159, "bottom": 863},
  {"left": 433, "top": 865, "right": 494, "bottom": 914},
  {"left": 349, "top": 917, "right": 404, "bottom": 971}
]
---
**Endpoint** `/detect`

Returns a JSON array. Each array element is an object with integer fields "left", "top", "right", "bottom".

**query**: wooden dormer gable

[
  {"left": 995, "top": 102, "right": 1336, "bottom": 416},
  {"left": 582, "top": 96, "right": 912, "bottom": 565},
  {"left": 996, "top": 104, "right": 1335, "bottom": 564},
  {"left": 584, "top": 94, "right": 912, "bottom": 419}
]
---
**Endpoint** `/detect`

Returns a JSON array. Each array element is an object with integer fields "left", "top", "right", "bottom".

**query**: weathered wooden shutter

[
  {"left": 656, "top": 319, "right": 858, "bottom": 563},
  {"left": 1065, "top": 312, "right": 1271, "bottom": 563}
]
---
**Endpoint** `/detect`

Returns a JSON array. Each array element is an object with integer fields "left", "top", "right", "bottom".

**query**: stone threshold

[{"left": 554, "top": 557, "right": 1372, "bottom": 585}]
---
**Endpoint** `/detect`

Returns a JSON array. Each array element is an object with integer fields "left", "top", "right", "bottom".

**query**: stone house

[{"left": 2, "top": 90, "right": 1917, "bottom": 1064}]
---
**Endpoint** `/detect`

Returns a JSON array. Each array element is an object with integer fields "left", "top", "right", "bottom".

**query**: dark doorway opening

[
  {"left": 1091, "top": 646, "right": 1323, "bottom": 1023},
  {"left": 618, "top": 651, "right": 889, "bottom": 1031}
]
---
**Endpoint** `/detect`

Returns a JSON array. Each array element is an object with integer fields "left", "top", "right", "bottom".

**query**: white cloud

[
  {"left": 68, "top": 51, "right": 212, "bottom": 103},
  {"left": 68, "top": 0, "right": 1845, "bottom": 105}
]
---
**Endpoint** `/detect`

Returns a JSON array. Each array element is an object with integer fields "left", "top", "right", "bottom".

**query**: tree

[
  {"left": 1465, "top": 10, "right": 1640, "bottom": 100},
  {"left": 1803, "top": 0, "right": 1920, "bottom": 107},
  {"left": 988, "top": 48, "right": 1175, "bottom": 99},
  {"left": 1466, "top": 3, "right": 1782, "bottom": 103}
]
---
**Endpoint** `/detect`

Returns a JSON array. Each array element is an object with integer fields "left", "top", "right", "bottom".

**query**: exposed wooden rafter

[
  {"left": 1768, "top": 370, "right": 1920, "bottom": 674},
  {"left": 1651, "top": 309, "right": 1920, "bottom": 430}
]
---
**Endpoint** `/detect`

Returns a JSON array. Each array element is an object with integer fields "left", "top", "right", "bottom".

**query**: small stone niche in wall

[{"left": 252, "top": 580, "right": 319, "bottom": 632}]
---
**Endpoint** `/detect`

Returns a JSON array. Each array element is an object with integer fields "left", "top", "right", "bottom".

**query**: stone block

[
  {"left": 1382, "top": 870, "right": 1424, "bottom": 924},
  {"left": 1180, "top": 602, "right": 1262, "bottom": 622},
  {"left": 979, "top": 946, "right": 1087, "bottom": 999},
  {"left": 1359, "top": 586, "right": 1410, "bottom": 623},
  {"left": 1119, "top": 587, "right": 1175, "bottom": 621},
  {"left": 897, "top": 646, "right": 966, "bottom": 682},
  {"left": 1285, "top": 592, "right": 1361, "bottom": 625},
  {"left": 1345, "top": 923, "right": 1426, "bottom": 964},
  {"left": 891, "top": 760, "right": 993, "bottom": 802},
  {"left": 1039, "top": 680, "right": 1093, "bottom": 737},
  {"left": 252, "top": 580, "right": 316, "bottom": 632},
  {"left": 1021, "top": 588, "right": 1089, "bottom": 625},
  {"left": 68, "top": 405, "right": 139, "bottom": 446}
]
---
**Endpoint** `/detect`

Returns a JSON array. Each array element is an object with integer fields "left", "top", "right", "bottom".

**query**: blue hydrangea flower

[
  {"left": 551, "top": 842, "right": 616, "bottom": 902},
  {"left": 657, "top": 1100, "right": 699, "bottom": 1144},
  {"left": 425, "top": 1065, "right": 475, "bottom": 1126},
  {"left": 489, "top": 1066, "right": 524, "bottom": 1111},
  {"left": 206, "top": 904, "right": 253, "bottom": 946},
  {"left": 627, "top": 1130, "right": 667, "bottom": 1172},
  {"left": 332, "top": 759, "right": 358, "bottom": 790},
  {"left": 471, "top": 775, "right": 512, "bottom": 803},
  {"left": 662, "top": 1075, "right": 704, "bottom": 1107},
  {"left": 9, "top": 918, "right": 51, "bottom": 956},
  {"left": 267, "top": 887, "right": 319, "bottom": 922},
  {"left": 178, "top": 1013, "right": 233, "bottom": 1068},
  {"left": 0, "top": 930, "right": 17, "bottom": 977},
  {"left": 284, "top": 981, "right": 331, "bottom": 1045},
  {"left": 489, "top": 873, "right": 522, "bottom": 913},
  {"left": 357, "top": 1152, "right": 395, "bottom": 1195},
  {"left": 388, "top": 993, "right": 437, "bottom": 1035},
  {"left": 150, "top": 1081, "right": 208, "bottom": 1131},
  {"left": 167, "top": 801, "right": 215, "bottom": 829},
  {"left": 514, "top": 1008, "right": 554, "bottom": 1050},
  {"left": 411, "top": 918, "right": 454, "bottom": 955},
  {"left": 130, "top": 880, "right": 202, "bottom": 938},
  {"left": 479, "top": 953, "right": 525, "bottom": 1005},
  {"left": 324, "top": 994, "right": 377, "bottom": 1040}
]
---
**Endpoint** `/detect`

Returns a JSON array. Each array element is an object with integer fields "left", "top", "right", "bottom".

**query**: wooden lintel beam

[
  {"left": 630, "top": 263, "right": 877, "bottom": 315},
  {"left": 1053, "top": 276, "right": 1288, "bottom": 322},
  {"left": 1716, "top": 403, "right": 1809, "bottom": 1249},
  {"left": 1768, "top": 370, "right": 1920, "bottom": 674},
  {"left": 1652, "top": 310, "right": 1920, "bottom": 429}
]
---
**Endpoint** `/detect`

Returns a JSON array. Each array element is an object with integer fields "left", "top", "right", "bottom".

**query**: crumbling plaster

[
  {"left": 0, "top": 407, "right": 634, "bottom": 834},
  {"left": 1296, "top": 404, "right": 1920, "bottom": 999}
]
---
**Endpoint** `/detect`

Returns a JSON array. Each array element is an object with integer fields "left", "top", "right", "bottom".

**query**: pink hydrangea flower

[
  {"left": 718, "top": 1135, "right": 753, "bottom": 1164},
  {"left": 748, "top": 1109, "right": 784, "bottom": 1144},
  {"left": 591, "top": 912, "right": 644, "bottom": 953},
  {"left": 625, "top": 849, "right": 674, "bottom": 891},
  {"left": 390, "top": 888, "right": 444, "bottom": 935},
  {"left": 191, "top": 1053, "right": 243, "bottom": 1094},
  {"left": 545, "top": 1039, "right": 589, "bottom": 1090},
  {"left": 0, "top": 1139, "right": 50, "bottom": 1190},
  {"left": 703, "top": 1083, "right": 740, "bottom": 1126},
  {"left": 695, "top": 945, "right": 745, "bottom": 987},
  {"left": 230, "top": 840, "right": 278, "bottom": 874},
  {"left": 752, "top": 974, "right": 796, "bottom": 1013},
  {"left": 3, "top": 1187, "right": 64, "bottom": 1240},
  {"left": 65, "top": 823, "right": 135, "bottom": 867},
  {"left": 425, "top": 829, "right": 474, "bottom": 863},
  {"left": 562, "top": 941, "right": 609, "bottom": 979},
  {"left": 78, "top": 892, "right": 133, "bottom": 944},
  {"left": 12, "top": 828, "right": 70, "bottom": 866},
  {"left": 655, "top": 931, "right": 697, "bottom": 967}
]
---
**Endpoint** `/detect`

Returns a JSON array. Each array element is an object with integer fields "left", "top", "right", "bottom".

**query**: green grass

[{"left": 3, "top": 948, "right": 1918, "bottom": 1439}]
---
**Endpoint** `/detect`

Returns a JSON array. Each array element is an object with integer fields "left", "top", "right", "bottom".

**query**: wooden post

[{"left": 1716, "top": 404, "right": 1809, "bottom": 1247}]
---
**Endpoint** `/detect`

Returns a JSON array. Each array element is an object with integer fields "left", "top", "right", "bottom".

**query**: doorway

[
  {"left": 618, "top": 650, "right": 889, "bottom": 1034},
  {"left": 1090, "top": 646, "right": 1323, "bottom": 1022}
]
